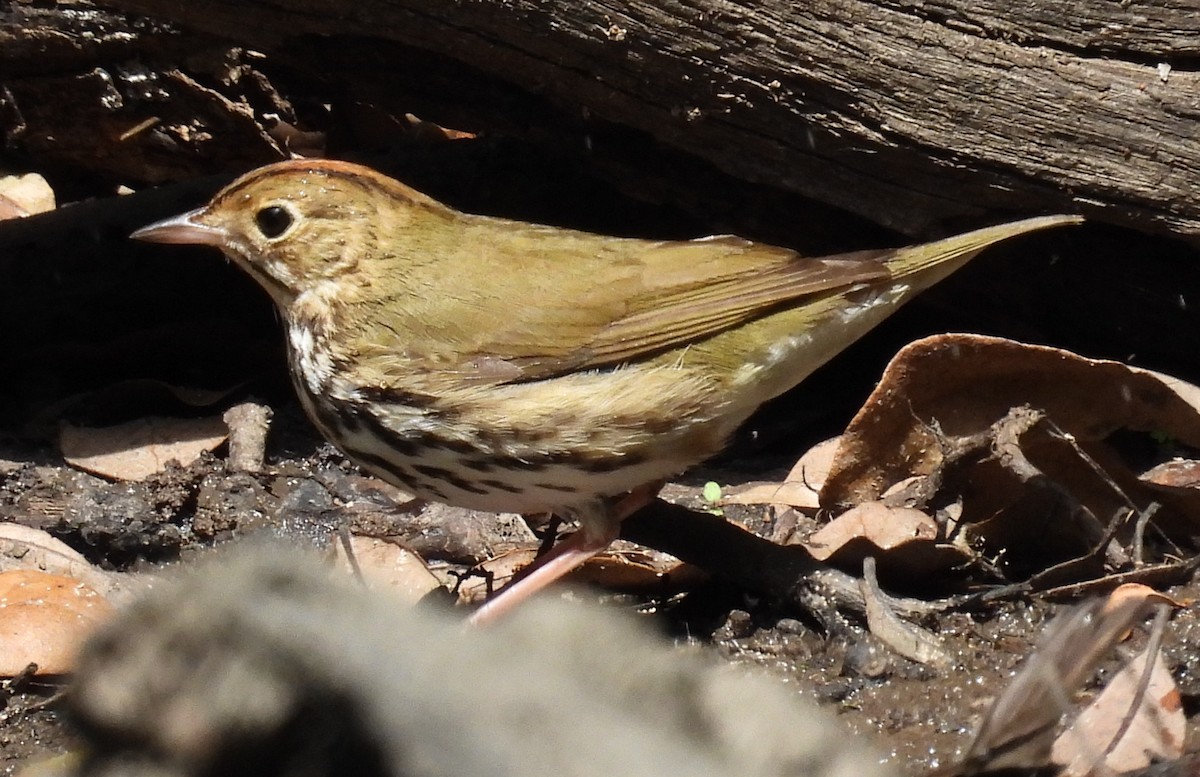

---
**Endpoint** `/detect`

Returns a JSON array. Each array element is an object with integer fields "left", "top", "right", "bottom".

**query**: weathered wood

[
  {"left": 0, "top": 3, "right": 293, "bottom": 183},
  {"left": 86, "top": 0, "right": 1200, "bottom": 242}
]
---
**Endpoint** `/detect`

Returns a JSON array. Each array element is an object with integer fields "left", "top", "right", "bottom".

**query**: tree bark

[{"left": 83, "top": 0, "right": 1200, "bottom": 243}]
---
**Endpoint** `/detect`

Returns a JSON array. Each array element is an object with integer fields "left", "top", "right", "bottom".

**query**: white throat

[{"left": 288, "top": 322, "right": 335, "bottom": 394}]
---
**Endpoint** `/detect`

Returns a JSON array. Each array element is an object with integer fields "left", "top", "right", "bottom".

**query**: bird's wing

[
  {"left": 568, "top": 237, "right": 891, "bottom": 368},
  {"left": 387, "top": 224, "right": 893, "bottom": 384}
]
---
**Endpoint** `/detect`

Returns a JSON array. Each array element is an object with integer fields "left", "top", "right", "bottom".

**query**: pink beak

[{"left": 131, "top": 208, "right": 225, "bottom": 246}]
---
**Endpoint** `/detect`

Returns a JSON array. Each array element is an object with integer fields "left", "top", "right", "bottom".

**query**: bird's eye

[{"left": 254, "top": 205, "right": 293, "bottom": 239}]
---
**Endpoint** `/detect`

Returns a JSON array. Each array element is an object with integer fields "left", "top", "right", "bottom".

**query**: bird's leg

[
  {"left": 609, "top": 482, "right": 662, "bottom": 522},
  {"left": 466, "top": 484, "right": 659, "bottom": 627},
  {"left": 467, "top": 508, "right": 618, "bottom": 627},
  {"left": 534, "top": 513, "right": 562, "bottom": 557}
]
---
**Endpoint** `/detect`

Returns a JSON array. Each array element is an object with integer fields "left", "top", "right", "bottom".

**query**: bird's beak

[{"left": 131, "top": 208, "right": 225, "bottom": 246}]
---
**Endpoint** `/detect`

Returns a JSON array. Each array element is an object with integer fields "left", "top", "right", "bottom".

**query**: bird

[{"left": 132, "top": 158, "right": 1081, "bottom": 623}]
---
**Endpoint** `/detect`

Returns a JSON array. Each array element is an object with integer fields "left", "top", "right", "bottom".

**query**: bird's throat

[
  {"left": 286, "top": 289, "right": 342, "bottom": 395},
  {"left": 287, "top": 322, "right": 336, "bottom": 395}
]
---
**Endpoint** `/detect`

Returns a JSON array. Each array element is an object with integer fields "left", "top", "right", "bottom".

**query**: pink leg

[{"left": 466, "top": 486, "right": 658, "bottom": 626}]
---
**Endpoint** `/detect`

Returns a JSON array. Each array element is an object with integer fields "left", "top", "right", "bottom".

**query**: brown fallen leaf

[
  {"left": 942, "top": 408, "right": 1128, "bottom": 572},
  {"left": 0, "top": 193, "right": 27, "bottom": 220},
  {"left": 455, "top": 547, "right": 533, "bottom": 604},
  {"left": 0, "top": 173, "right": 55, "bottom": 217},
  {"left": 1103, "top": 582, "right": 1184, "bottom": 614},
  {"left": 0, "top": 570, "right": 113, "bottom": 675},
  {"left": 568, "top": 545, "right": 703, "bottom": 592},
  {"left": 1140, "top": 458, "right": 1200, "bottom": 490},
  {"left": 0, "top": 522, "right": 124, "bottom": 599},
  {"left": 60, "top": 416, "right": 228, "bottom": 481},
  {"left": 811, "top": 334, "right": 1200, "bottom": 583},
  {"left": 266, "top": 118, "right": 327, "bottom": 157},
  {"left": 721, "top": 437, "right": 840, "bottom": 511},
  {"left": 334, "top": 535, "right": 443, "bottom": 604},
  {"left": 1051, "top": 648, "right": 1183, "bottom": 775},
  {"left": 821, "top": 334, "right": 1200, "bottom": 509},
  {"left": 800, "top": 501, "right": 968, "bottom": 578},
  {"left": 403, "top": 113, "right": 478, "bottom": 141}
]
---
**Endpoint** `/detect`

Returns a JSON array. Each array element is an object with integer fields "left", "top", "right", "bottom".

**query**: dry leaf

[
  {"left": 812, "top": 335, "right": 1200, "bottom": 576},
  {"left": 0, "top": 523, "right": 123, "bottom": 598},
  {"left": 944, "top": 410, "right": 1130, "bottom": 568},
  {"left": 567, "top": 544, "right": 701, "bottom": 591},
  {"left": 403, "top": 113, "right": 478, "bottom": 141},
  {"left": 455, "top": 547, "right": 534, "bottom": 604},
  {"left": 722, "top": 437, "right": 839, "bottom": 510},
  {"left": 1103, "top": 583, "right": 1184, "bottom": 615},
  {"left": 0, "top": 570, "right": 112, "bottom": 675},
  {"left": 334, "top": 536, "right": 442, "bottom": 604},
  {"left": 800, "top": 502, "right": 968, "bottom": 577},
  {"left": 61, "top": 416, "right": 228, "bottom": 480},
  {"left": 1140, "top": 458, "right": 1200, "bottom": 489},
  {"left": 821, "top": 334, "right": 1200, "bottom": 508},
  {"left": 0, "top": 173, "right": 55, "bottom": 217},
  {"left": 0, "top": 194, "right": 26, "bottom": 220},
  {"left": 1051, "top": 649, "right": 1184, "bottom": 775}
]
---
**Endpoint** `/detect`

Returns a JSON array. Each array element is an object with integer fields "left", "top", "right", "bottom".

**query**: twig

[
  {"left": 860, "top": 557, "right": 952, "bottom": 668},
  {"left": 338, "top": 526, "right": 365, "bottom": 586},
  {"left": 1131, "top": 502, "right": 1160, "bottom": 567},
  {"left": 1101, "top": 604, "right": 1171, "bottom": 761}
]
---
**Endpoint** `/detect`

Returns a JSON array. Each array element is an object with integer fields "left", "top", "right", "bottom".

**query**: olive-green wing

[
  {"left": 500, "top": 214, "right": 1082, "bottom": 379},
  {"left": 442, "top": 228, "right": 892, "bottom": 382},
  {"left": 574, "top": 238, "right": 891, "bottom": 367}
]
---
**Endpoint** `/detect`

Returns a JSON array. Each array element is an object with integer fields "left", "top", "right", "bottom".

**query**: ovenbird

[{"left": 133, "top": 159, "right": 1081, "bottom": 622}]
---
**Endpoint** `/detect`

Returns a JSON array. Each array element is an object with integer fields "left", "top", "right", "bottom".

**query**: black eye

[{"left": 255, "top": 205, "right": 293, "bottom": 238}]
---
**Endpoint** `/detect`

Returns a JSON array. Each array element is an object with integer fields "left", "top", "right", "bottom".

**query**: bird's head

[{"left": 132, "top": 159, "right": 450, "bottom": 308}]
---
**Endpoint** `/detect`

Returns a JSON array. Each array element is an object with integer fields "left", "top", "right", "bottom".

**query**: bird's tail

[{"left": 883, "top": 214, "right": 1084, "bottom": 291}]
